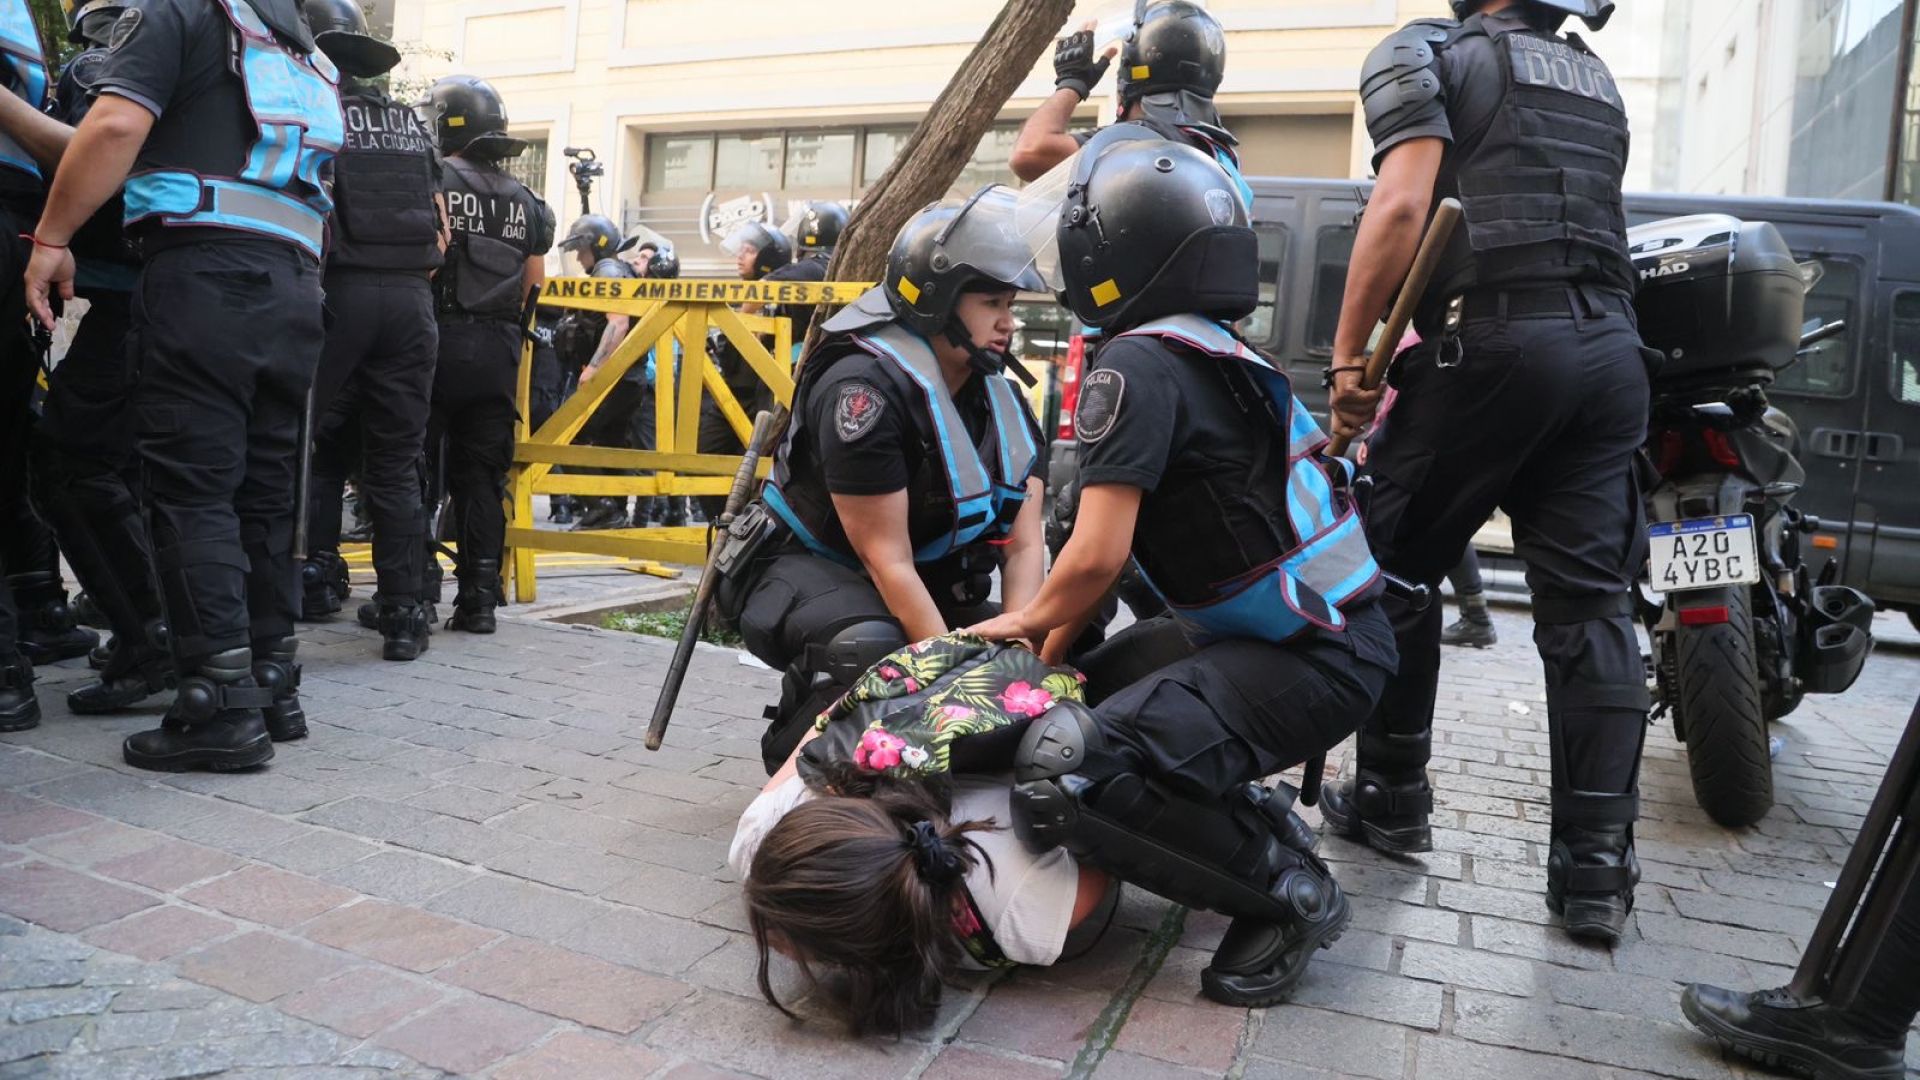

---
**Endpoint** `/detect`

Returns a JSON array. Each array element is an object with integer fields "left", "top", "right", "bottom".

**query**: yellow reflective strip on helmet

[
  {"left": 1090, "top": 279, "right": 1122, "bottom": 307},
  {"left": 448, "top": 116, "right": 466, "bottom": 127},
  {"left": 896, "top": 277, "right": 922, "bottom": 304},
  {"left": 1130, "top": 65, "right": 1151, "bottom": 80}
]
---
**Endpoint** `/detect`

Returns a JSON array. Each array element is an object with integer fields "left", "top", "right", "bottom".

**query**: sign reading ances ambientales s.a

[{"left": 540, "top": 278, "right": 877, "bottom": 307}]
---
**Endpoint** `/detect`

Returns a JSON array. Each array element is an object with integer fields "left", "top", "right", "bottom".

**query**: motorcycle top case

[{"left": 1628, "top": 214, "right": 1806, "bottom": 382}]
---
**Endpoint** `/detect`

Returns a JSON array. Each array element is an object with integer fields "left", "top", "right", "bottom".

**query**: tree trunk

[{"left": 815, "top": 0, "right": 1078, "bottom": 338}]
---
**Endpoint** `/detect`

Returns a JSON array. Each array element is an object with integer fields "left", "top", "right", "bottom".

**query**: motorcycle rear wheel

[{"left": 1671, "top": 587, "right": 1774, "bottom": 827}]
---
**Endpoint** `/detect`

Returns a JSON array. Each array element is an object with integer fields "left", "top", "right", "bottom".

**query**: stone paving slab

[{"left": 1, "top": 605, "right": 1916, "bottom": 1079}]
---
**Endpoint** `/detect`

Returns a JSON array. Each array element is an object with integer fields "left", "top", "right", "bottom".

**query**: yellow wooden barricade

[{"left": 505, "top": 277, "right": 874, "bottom": 602}]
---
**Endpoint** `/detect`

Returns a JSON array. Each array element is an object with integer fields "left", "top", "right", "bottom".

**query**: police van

[{"left": 1043, "top": 178, "right": 1920, "bottom": 627}]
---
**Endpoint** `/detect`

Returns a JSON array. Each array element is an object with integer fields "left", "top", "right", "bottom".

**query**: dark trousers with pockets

[
  {"left": 308, "top": 271, "right": 439, "bottom": 599},
  {"left": 427, "top": 318, "right": 521, "bottom": 594},
  {"left": 1076, "top": 608, "right": 1394, "bottom": 805},
  {"left": 32, "top": 290, "right": 167, "bottom": 650},
  {"left": 1358, "top": 290, "right": 1651, "bottom": 809},
  {"left": 0, "top": 220, "right": 30, "bottom": 658},
  {"left": 131, "top": 240, "right": 325, "bottom": 664}
]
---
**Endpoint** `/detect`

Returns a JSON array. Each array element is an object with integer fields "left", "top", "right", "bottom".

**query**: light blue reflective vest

[
  {"left": 765, "top": 321, "right": 1040, "bottom": 568},
  {"left": 1119, "top": 315, "right": 1380, "bottom": 644},
  {"left": 0, "top": 0, "right": 48, "bottom": 180},
  {"left": 123, "top": 0, "right": 343, "bottom": 258}
]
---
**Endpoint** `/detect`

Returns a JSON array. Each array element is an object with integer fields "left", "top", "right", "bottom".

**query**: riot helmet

[
  {"left": 1038, "top": 129, "right": 1257, "bottom": 330},
  {"left": 1116, "top": 0, "right": 1229, "bottom": 134},
  {"left": 559, "top": 214, "right": 631, "bottom": 267},
  {"left": 722, "top": 221, "right": 793, "bottom": 280},
  {"left": 419, "top": 76, "right": 527, "bottom": 160},
  {"left": 1450, "top": 0, "right": 1615, "bottom": 30},
  {"left": 67, "top": 0, "right": 125, "bottom": 45},
  {"left": 300, "top": 0, "right": 401, "bottom": 78},
  {"left": 794, "top": 201, "right": 849, "bottom": 254},
  {"left": 879, "top": 186, "right": 1048, "bottom": 376},
  {"left": 648, "top": 248, "right": 682, "bottom": 279}
]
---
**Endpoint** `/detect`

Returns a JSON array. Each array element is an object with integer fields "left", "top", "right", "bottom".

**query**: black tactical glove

[{"left": 1053, "top": 29, "right": 1112, "bottom": 100}]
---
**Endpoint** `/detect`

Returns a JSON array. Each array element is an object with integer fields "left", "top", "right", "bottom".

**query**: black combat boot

[
  {"left": 72, "top": 592, "right": 108, "bottom": 629},
  {"left": 88, "top": 638, "right": 112, "bottom": 669},
  {"left": 123, "top": 648, "right": 274, "bottom": 772},
  {"left": 299, "top": 551, "right": 350, "bottom": 620},
  {"left": 1441, "top": 590, "right": 1498, "bottom": 648},
  {"left": 0, "top": 651, "right": 39, "bottom": 732},
  {"left": 1201, "top": 785, "right": 1350, "bottom": 1007},
  {"left": 1681, "top": 984, "right": 1906, "bottom": 1080},
  {"left": 548, "top": 494, "right": 576, "bottom": 526},
  {"left": 1318, "top": 768, "right": 1435, "bottom": 854},
  {"left": 446, "top": 560, "right": 500, "bottom": 634},
  {"left": 1546, "top": 823, "right": 1638, "bottom": 944},
  {"left": 68, "top": 620, "right": 174, "bottom": 715},
  {"left": 376, "top": 596, "right": 431, "bottom": 661},
  {"left": 250, "top": 637, "right": 307, "bottom": 742},
  {"left": 571, "top": 499, "right": 628, "bottom": 531},
  {"left": 11, "top": 573, "right": 101, "bottom": 665}
]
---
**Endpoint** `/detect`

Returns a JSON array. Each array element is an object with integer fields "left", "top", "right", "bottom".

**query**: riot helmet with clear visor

[
  {"left": 1450, "top": 0, "right": 1615, "bottom": 30},
  {"left": 722, "top": 221, "right": 793, "bottom": 280}
]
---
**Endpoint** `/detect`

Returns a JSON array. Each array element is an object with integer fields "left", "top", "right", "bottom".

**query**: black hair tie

[{"left": 905, "top": 820, "right": 965, "bottom": 887}]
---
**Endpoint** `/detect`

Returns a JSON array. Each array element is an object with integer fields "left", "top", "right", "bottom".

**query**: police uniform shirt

[
  {"left": 796, "top": 344, "right": 1044, "bottom": 553},
  {"left": 1365, "top": 8, "right": 1554, "bottom": 170},
  {"left": 762, "top": 253, "right": 828, "bottom": 333},
  {"left": 1073, "top": 335, "right": 1395, "bottom": 666},
  {"left": 94, "top": 0, "right": 258, "bottom": 223}
]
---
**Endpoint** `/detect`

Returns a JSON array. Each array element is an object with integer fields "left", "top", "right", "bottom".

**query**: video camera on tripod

[{"left": 563, "top": 146, "right": 603, "bottom": 214}]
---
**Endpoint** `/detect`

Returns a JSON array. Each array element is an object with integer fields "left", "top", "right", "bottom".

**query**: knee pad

[
  {"left": 817, "top": 619, "right": 907, "bottom": 687},
  {"left": 1014, "top": 701, "right": 1104, "bottom": 782}
]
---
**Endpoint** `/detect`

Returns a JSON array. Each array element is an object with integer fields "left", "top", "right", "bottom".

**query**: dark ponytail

[{"left": 744, "top": 779, "right": 997, "bottom": 1036}]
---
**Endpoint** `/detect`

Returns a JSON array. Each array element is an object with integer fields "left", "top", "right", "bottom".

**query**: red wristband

[{"left": 26, "top": 233, "right": 67, "bottom": 250}]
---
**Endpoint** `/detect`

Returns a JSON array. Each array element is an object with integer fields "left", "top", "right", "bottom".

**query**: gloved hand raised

[{"left": 1053, "top": 24, "right": 1117, "bottom": 100}]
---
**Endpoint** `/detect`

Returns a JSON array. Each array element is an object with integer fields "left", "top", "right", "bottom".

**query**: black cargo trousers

[
  {"left": 130, "top": 239, "right": 325, "bottom": 665},
  {"left": 1357, "top": 284, "right": 1652, "bottom": 824}
]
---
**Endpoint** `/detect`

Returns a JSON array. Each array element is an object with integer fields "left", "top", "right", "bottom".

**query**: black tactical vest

[
  {"left": 1429, "top": 15, "right": 1635, "bottom": 301},
  {"left": 330, "top": 87, "right": 442, "bottom": 273},
  {"left": 438, "top": 156, "right": 541, "bottom": 321}
]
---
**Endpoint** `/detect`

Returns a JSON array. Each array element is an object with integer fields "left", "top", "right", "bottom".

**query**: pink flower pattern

[
  {"left": 853, "top": 729, "right": 907, "bottom": 771},
  {"left": 998, "top": 681, "right": 1054, "bottom": 718}
]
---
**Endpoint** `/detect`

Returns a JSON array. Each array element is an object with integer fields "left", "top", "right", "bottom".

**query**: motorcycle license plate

[{"left": 1647, "top": 516, "right": 1761, "bottom": 593}]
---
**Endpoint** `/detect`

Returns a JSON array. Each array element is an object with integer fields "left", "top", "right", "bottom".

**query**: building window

[
  {"left": 784, "top": 131, "right": 856, "bottom": 191},
  {"left": 646, "top": 134, "right": 714, "bottom": 192},
  {"left": 714, "top": 133, "right": 783, "bottom": 190},
  {"left": 863, "top": 127, "right": 913, "bottom": 186},
  {"left": 1306, "top": 225, "right": 1357, "bottom": 355},
  {"left": 1775, "top": 259, "right": 1858, "bottom": 398},
  {"left": 501, "top": 136, "right": 549, "bottom": 202}
]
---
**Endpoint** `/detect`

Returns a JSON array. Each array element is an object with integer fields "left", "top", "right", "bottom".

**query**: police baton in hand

[
  {"left": 1326, "top": 197, "right": 1464, "bottom": 458},
  {"left": 645, "top": 410, "right": 777, "bottom": 751}
]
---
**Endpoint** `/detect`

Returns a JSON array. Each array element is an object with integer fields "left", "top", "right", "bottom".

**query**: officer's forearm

[
  {"left": 0, "top": 91, "right": 74, "bottom": 174},
  {"left": 36, "top": 97, "right": 151, "bottom": 244},
  {"left": 867, "top": 560, "right": 948, "bottom": 643},
  {"left": 590, "top": 315, "right": 630, "bottom": 367},
  {"left": 1010, "top": 90, "right": 1084, "bottom": 182},
  {"left": 1333, "top": 194, "right": 1427, "bottom": 362},
  {"left": 1017, "top": 485, "right": 1137, "bottom": 636},
  {"left": 1000, "top": 479, "right": 1047, "bottom": 611}
]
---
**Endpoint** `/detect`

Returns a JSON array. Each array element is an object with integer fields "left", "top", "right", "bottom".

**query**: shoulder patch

[
  {"left": 834, "top": 382, "right": 887, "bottom": 442},
  {"left": 1074, "top": 368, "right": 1125, "bottom": 443},
  {"left": 107, "top": 8, "right": 141, "bottom": 52}
]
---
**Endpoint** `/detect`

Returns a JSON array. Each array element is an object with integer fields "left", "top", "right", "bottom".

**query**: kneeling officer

[{"left": 716, "top": 189, "right": 1050, "bottom": 775}]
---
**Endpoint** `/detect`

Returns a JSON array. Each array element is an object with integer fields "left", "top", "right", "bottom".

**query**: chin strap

[{"left": 943, "top": 321, "right": 1037, "bottom": 388}]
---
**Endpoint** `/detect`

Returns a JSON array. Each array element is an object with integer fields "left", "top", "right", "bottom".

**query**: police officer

[
  {"left": 12, "top": 0, "right": 173, "bottom": 716},
  {"left": 698, "top": 220, "right": 794, "bottom": 519},
  {"left": 968, "top": 132, "right": 1397, "bottom": 1007},
  {"left": 1321, "top": 0, "right": 1649, "bottom": 944},
  {"left": 628, "top": 246, "right": 684, "bottom": 527},
  {"left": 295, "top": 0, "right": 445, "bottom": 662},
  {"left": 756, "top": 200, "right": 845, "bottom": 347},
  {"left": 558, "top": 213, "right": 639, "bottom": 531},
  {"left": 715, "top": 189, "right": 1049, "bottom": 774},
  {"left": 25, "top": 0, "right": 343, "bottom": 770},
  {"left": 1010, "top": 0, "right": 1247, "bottom": 208},
  {"left": 419, "top": 75, "right": 553, "bottom": 634}
]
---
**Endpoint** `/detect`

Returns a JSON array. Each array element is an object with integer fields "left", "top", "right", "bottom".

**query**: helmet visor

[
  {"left": 1011, "top": 123, "right": 1167, "bottom": 291},
  {"left": 719, "top": 222, "right": 775, "bottom": 257},
  {"left": 928, "top": 183, "right": 1063, "bottom": 296}
]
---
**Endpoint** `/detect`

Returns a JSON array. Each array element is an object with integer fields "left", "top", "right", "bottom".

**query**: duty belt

[{"left": 1446, "top": 285, "right": 1635, "bottom": 326}]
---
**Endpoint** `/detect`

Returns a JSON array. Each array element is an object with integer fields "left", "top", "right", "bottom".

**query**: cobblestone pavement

[{"left": 3, "top": 605, "right": 1917, "bottom": 1079}]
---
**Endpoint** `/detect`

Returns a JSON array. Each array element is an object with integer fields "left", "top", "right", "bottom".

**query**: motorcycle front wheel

[{"left": 1670, "top": 586, "right": 1774, "bottom": 827}]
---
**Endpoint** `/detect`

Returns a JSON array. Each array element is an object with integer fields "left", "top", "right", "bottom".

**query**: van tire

[{"left": 1673, "top": 587, "right": 1774, "bottom": 827}]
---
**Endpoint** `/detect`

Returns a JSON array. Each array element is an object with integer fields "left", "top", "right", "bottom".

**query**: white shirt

[{"left": 729, "top": 775, "right": 1082, "bottom": 966}]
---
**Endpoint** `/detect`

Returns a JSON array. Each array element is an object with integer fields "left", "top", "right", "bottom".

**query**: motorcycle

[{"left": 1631, "top": 214, "right": 1875, "bottom": 828}]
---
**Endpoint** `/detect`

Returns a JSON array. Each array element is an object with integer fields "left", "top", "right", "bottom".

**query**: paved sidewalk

[{"left": 2, "top": 606, "right": 1917, "bottom": 1079}]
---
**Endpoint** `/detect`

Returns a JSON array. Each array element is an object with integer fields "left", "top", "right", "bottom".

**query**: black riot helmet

[
  {"left": 1046, "top": 131, "right": 1256, "bottom": 330},
  {"left": 722, "top": 221, "right": 793, "bottom": 280},
  {"left": 559, "top": 214, "right": 630, "bottom": 262},
  {"left": 1450, "top": 0, "right": 1615, "bottom": 30},
  {"left": 795, "top": 201, "right": 848, "bottom": 254},
  {"left": 67, "top": 0, "right": 125, "bottom": 45},
  {"left": 1119, "top": 2, "right": 1226, "bottom": 107},
  {"left": 879, "top": 186, "right": 1047, "bottom": 376},
  {"left": 419, "top": 76, "right": 528, "bottom": 160},
  {"left": 648, "top": 248, "right": 681, "bottom": 279},
  {"left": 300, "top": 0, "right": 401, "bottom": 78}
]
